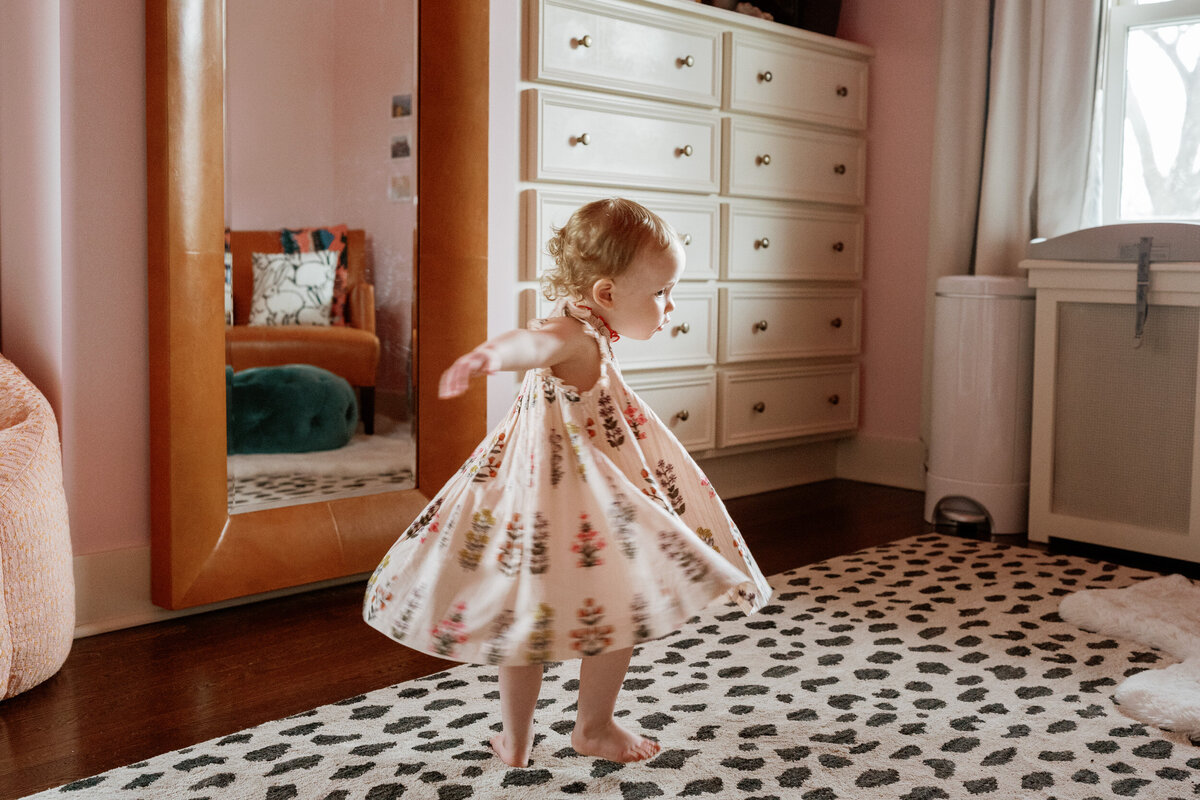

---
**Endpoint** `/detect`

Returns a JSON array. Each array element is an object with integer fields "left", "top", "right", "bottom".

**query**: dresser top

[{"left": 545, "top": 0, "right": 875, "bottom": 60}]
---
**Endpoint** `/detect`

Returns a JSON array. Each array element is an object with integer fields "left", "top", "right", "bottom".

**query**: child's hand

[{"left": 439, "top": 346, "right": 501, "bottom": 398}]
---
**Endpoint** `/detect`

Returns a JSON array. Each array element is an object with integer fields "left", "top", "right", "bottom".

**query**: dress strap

[
  {"left": 560, "top": 300, "right": 616, "bottom": 364},
  {"left": 574, "top": 305, "right": 620, "bottom": 342}
]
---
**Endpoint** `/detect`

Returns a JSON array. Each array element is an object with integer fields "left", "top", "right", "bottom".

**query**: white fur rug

[{"left": 1059, "top": 573, "right": 1200, "bottom": 738}]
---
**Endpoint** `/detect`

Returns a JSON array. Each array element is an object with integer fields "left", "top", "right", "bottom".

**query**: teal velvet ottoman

[{"left": 226, "top": 364, "right": 359, "bottom": 455}]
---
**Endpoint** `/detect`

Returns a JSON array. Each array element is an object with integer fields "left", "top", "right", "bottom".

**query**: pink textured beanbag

[{"left": 0, "top": 354, "right": 74, "bottom": 699}]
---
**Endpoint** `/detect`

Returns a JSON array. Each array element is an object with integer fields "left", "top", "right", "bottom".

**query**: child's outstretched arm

[{"left": 438, "top": 321, "right": 580, "bottom": 398}]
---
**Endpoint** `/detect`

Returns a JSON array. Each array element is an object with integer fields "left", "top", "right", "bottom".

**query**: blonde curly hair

[{"left": 542, "top": 198, "right": 678, "bottom": 301}]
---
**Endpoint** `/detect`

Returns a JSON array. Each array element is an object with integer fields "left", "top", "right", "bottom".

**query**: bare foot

[
  {"left": 571, "top": 719, "right": 661, "bottom": 763},
  {"left": 490, "top": 733, "right": 532, "bottom": 768}
]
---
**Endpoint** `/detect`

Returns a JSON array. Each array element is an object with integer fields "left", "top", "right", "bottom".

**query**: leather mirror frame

[{"left": 146, "top": 0, "right": 487, "bottom": 609}]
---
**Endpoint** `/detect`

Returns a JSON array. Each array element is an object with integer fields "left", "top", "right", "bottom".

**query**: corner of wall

[
  {"left": 72, "top": 547, "right": 367, "bottom": 638},
  {"left": 835, "top": 434, "right": 926, "bottom": 491}
]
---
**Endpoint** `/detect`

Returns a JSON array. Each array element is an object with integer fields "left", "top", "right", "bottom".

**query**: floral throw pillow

[
  {"left": 248, "top": 250, "right": 338, "bottom": 326},
  {"left": 280, "top": 225, "right": 350, "bottom": 325}
]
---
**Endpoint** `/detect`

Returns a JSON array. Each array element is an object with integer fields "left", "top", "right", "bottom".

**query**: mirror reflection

[{"left": 223, "top": 0, "right": 417, "bottom": 514}]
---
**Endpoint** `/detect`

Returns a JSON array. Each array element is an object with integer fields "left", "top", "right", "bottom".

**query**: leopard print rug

[
  {"left": 30, "top": 534, "right": 1199, "bottom": 799},
  {"left": 227, "top": 469, "right": 414, "bottom": 514},
  {"left": 227, "top": 416, "right": 415, "bottom": 513}
]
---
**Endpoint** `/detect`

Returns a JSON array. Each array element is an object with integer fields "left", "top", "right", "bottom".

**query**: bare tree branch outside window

[{"left": 1122, "top": 20, "right": 1200, "bottom": 218}]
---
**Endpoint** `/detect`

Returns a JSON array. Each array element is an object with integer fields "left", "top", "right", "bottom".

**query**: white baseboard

[
  {"left": 835, "top": 434, "right": 926, "bottom": 491},
  {"left": 73, "top": 546, "right": 169, "bottom": 637},
  {"left": 697, "top": 440, "right": 839, "bottom": 499},
  {"left": 72, "top": 547, "right": 366, "bottom": 639}
]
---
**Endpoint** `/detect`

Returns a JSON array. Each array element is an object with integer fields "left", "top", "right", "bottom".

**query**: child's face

[{"left": 600, "top": 239, "right": 686, "bottom": 341}]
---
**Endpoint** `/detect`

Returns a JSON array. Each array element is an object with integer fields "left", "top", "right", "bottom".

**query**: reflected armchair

[{"left": 225, "top": 229, "right": 380, "bottom": 433}]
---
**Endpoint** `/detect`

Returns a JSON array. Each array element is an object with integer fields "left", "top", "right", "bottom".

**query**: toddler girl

[{"left": 364, "top": 198, "right": 772, "bottom": 767}]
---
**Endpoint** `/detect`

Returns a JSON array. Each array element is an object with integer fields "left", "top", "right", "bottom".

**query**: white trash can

[{"left": 925, "top": 275, "right": 1035, "bottom": 534}]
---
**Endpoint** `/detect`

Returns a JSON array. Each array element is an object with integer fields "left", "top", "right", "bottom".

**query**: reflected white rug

[
  {"left": 1060, "top": 573, "right": 1200, "bottom": 739},
  {"left": 228, "top": 416, "right": 415, "bottom": 479},
  {"left": 228, "top": 416, "right": 415, "bottom": 513}
]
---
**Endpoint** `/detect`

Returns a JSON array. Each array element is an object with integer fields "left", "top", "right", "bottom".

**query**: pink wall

[
  {"left": 58, "top": 1, "right": 149, "bottom": 556},
  {"left": 0, "top": 0, "right": 64, "bottom": 412},
  {"left": 226, "top": 0, "right": 417, "bottom": 395},
  {"left": 332, "top": 0, "right": 418, "bottom": 396},
  {"left": 838, "top": 0, "right": 941, "bottom": 442},
  {"left": 226, "top": 3, "right": 338, "bottom": 225}
]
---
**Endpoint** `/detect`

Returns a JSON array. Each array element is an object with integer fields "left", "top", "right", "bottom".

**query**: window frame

[{"left": 1102, "top": 0, "right": 1200, "bottom": 223}]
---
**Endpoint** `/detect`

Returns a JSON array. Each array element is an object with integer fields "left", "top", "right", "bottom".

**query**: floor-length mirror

[
  {"left": 223, "top": 1, "right": 417, "bottom": 514},
  {"left": 146, "top": 0, "right": 488, "bottom": 609}
]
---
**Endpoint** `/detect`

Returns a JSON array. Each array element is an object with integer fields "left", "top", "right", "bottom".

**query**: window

[{"left": 1103, "top": 0, "right": 1200, "bottom": 222}]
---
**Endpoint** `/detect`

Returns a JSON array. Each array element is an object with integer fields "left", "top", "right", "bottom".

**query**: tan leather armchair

[{"left": 226, "top": 229, "right": 381, "bottom": 433}]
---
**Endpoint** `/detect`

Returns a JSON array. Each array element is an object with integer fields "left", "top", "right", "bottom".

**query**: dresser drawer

[
  {"left": 529, "top": 89, "right": 720, "bottom": 193},
  {"left": 612, "top": 286, "right": 717, "bottom": 369},
  {"left": 533, "top": 0, "right": 721, "bottom": 107},
  {"left": 722, "top": 201, "right": 863, "bottom": 281},
  {"left": 720, "top": 287, "right": 860, "bottom": 362},
  {"left": 719, "top": 364, "right": 859, "bottom": 446},
  {"left": 525, "top": 188, "right": 719, "bottom": 281},
  {"left": 625, "top": 370, "right": 717, "bottom": 452},
  {"left": 725, "top": 31, "right": 868, "bottom": 128},
  {"left": 723, "top": 117, "right": 865, "bottom": 204}
]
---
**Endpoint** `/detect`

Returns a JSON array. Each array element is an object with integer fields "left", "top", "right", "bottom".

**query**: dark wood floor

[{"left": 2, "top": 480, "right": 927, "bottom": 798}]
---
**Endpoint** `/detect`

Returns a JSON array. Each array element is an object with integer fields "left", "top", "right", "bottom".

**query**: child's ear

[{"left": 590, "top": 279, "right": 616, "bottom": 310}]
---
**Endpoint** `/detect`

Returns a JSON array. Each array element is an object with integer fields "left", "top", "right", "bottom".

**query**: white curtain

[
  {"left": 920, "top": 0, "right": 1103, "bottom": 444},
  {"left": 927, "top": 0, "right": 1103, "bottom": 280}
]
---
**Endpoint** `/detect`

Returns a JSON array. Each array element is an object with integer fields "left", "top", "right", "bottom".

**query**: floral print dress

[{"left": 363, "top": 302, "right": 773, "bottom": 665}]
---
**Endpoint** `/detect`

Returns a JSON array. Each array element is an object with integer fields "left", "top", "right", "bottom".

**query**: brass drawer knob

[
  {"left": 575, "top": 132, "right": 591, "bottom": 146},
  {"left": 828, "top": 394, "right": 841, "bottom": 405},
  {"left": 674, "top": 321, "right": 691, "bottom": 335},
  {"left": 836, "top": 85, "right": 849, "bottom": 97},
  {"left": 677, "top": 144, "right": 694, "bottom": 157},
  {"left": 679, "top": 55, "right": 695, "bottom": 68},
  {"left": 832, "top": 241, "right": 845, "bottom": 252},
  {"left": 755, "top": 237, "right": 770, "bottom": 250},
  {"left": 753, "top": 319, "right": 769, "bottom": 332},
  {"left": 759, "top": 70, "right": 773, "bottom": 83},
  {"left": 834, "top": 163, "right": 847, "bottom": 175},
  {"left": 757, "top": 154, "right": 772, "bottom": 166},
  {"left": 830, "top": 317, "right": 843, "bottom": 329},
  {"left": 675, "top": 410, "right": 690, "bottom": 422},
  {"left": 576, "top": 34, "right": 593, "bottom": 48},
  {"left": 753, "top": 401, "right": 766, "bottom": 413}
]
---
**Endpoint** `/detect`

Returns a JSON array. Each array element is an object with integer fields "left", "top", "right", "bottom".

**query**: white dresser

[{"left": 522, "top": 0, "right": 871, "bottom": 457}]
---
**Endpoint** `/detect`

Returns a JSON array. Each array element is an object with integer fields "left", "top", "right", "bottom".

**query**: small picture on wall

[
  {"left": 388, "top": 173, "right": 412, "bottom": 202},
  {"left": 391, "top": 93, "right": 412, "bottom": 118},
  {"left": 391, "top": 134, "right": 411, "bottom": 159}
]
